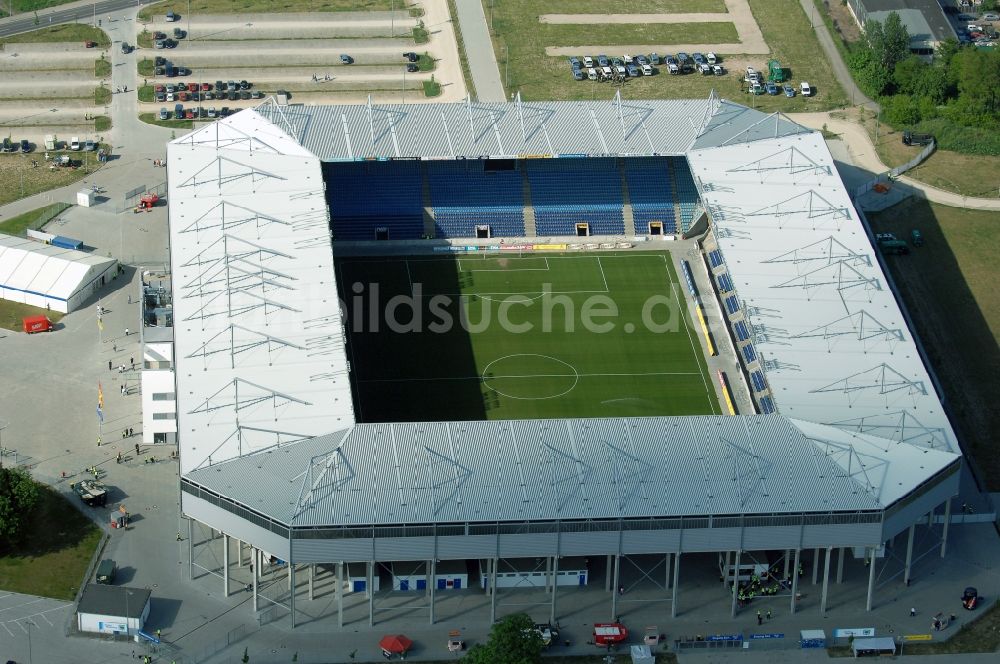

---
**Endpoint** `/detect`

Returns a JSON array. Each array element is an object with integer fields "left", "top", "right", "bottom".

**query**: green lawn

[
  {"left": 138, "top": 0, "right": 400, "bottom": 21},
  {"left": 338, "top": 252, "right": 718, "bottom": 422},
  {"left": 868, "top": 200, "right": 1000, "bottom": 490},
  {"left": 138, "top": 112, "right": 193, "bottom": 129},
  {"left": 0, "top": 23, "right": 109, "bottom": 47},
  {"left": 0, "top": 484, "right": 100, "bottom": 599},
  {"left": 0, "top": 201, "right": 70, "bottom": 237},
  {"left": 486, "top": 0, "right": 847, "bottom": 110},
  {"left": 0, "top": 153, "right": 97, "bottom": 207},
  {"left": 95, "top": 57, "right": 110, "bottom": 77}
]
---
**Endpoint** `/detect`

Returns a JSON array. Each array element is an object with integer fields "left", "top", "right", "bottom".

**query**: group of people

[
  {"left": 120, "top": 427, "right": 135, "bottom": 439},
  {"left": 732, "top": 565, "right": 798, "bottom": 608}
]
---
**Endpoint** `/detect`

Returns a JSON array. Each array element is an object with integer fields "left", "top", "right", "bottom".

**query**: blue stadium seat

[
  {"left": 717, "top": 273, "right": 734, "bottom": 293},
  {"left": 724, "top": 295, "right": 740, "bottom": 315},
  {"left": 751, "top": 370, "right": 767, "bottom": 392},
  {"left": 734, "top": 320, "right": 750, "bottom": 342},
  {"left": 759, "top": 396, "right": 776, "bottom": 414},
  {"left": 526, "top": 158, "right": 624, "bottom": 236},
  {"left": 624, "top": 157, "right": 677, "bottom": 234},
  {"left": 672, "top": 158, "right": 700, "bottom": 232},
  {"left": 323, "top": 161, "right": 424, "bottom": 240},
  {"left": 427, "top": 161, "right": 525, "bottom": 238},
  {"left": 708, "top": 249, "right": 724, "bottom": 268},
  {"left": 742, "top": 344, "right": 757, "bottom": 364}
]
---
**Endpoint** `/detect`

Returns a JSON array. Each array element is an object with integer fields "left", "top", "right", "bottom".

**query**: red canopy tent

[{"left": 379, "top": 634, "right": 413, "bottom": 654}]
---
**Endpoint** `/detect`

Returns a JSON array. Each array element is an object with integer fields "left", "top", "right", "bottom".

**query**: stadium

[{"left": 165, "top": 93, "right": 962, "bottom": 629}]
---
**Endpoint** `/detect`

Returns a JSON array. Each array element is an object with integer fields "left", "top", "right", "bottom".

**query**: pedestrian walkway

[
  {"left": 792, "top": 111, "right": 1000, "bottom": 211},
  {"left": 452, "top": 0, "right": 505, "bottom": 101}
]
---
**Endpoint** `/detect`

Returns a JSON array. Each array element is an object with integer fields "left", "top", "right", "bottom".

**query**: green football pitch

[{"left": 336, "top": 251, "right": 719, "bottom": 422}]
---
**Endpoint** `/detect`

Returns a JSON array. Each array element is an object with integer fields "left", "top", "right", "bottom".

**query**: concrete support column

[
  {"left": 367, "top": 561, "right": 375, "bottom": 627},
  {"left": 425, "top": 561, "right": 432, "bottom": 598},
  {"left": 337, "top": 562, "right": 344, "bottom": 628},
  {"left": 903, "top": 524, "right": 916, "bottom": 586},
  {"left": 670, "top": 553, "right": 680, "bottom": 618},
  {"left": 550, "top": 556, "right": 559, "bottom": 625},
  {"left": 289, "top": 564, "right": 296, "bottom": 629},
  {"left": 941, "top": 498, "right": 952, "bottom": 558},
  {"left": 866, "top": 546, "right": 877, "bottom": 612},
  {"left": 723, "top": 551, "right": 731, "bottom": 586},
  {"left": 252, "top": 548, "right": 259, "bottom": 613},
  {"left": 605, "top": 555, "right": 613, "bottom": 591},
  {"left": 490, "top": 558, "right": 498, "bottom": 624},
  {"left": 544, "top": 557, "right": 552, "bottom": 593},
  {"left": 812, "top": 548, "right": 820, "bottom": 585},
  {"left": 429, "top": 559, "right": 436, "bottom": 625},
  {"left": 187, "top": 519, "right": 194, "bottom": 580},
  {"left": 223, "top": 534, "right": 230, "bottom": 597},
  {"left": 308, "top": 563, "right": 315, "bottom": 601},
  {"left": 783, "top": 549, "right": 790, "bottom": 581},
  {"left": 820, "top": 547, "right": 832, "bottom": 615},
  {"left": 665, "top": 553, "right": 672, "bottom": 590},
  {"left": 928, "top": 505, "right": 935, "bottom": 527},
  {"left": 610, "top": 554, "right": 620, "bottom": 620},
  {"left": 730, "top": 550, "right": 741, "bottom": 618},
  {"left": 790, "top": 549, "right": 801, "bottom": 615},
  {"left": 836, "top": 547, "right": 845, "bottom": 584},
  {"left": 237, "top": 539, "right": 243, "bottom": 568}
]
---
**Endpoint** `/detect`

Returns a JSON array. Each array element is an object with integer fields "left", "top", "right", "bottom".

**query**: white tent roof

[
  {"left": 167, "top": 110, "right": 356, "bottom": 475},
  {"left": 0, "top": 234, "right": 114, "bottom": 303}
]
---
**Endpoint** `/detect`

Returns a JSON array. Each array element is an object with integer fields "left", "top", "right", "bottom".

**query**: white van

[
  {"left": 583, "top": 56, "right": 594, "bottom": 68},
  {"left": 70, "top": 136, "right": 81, "bottom": 151},
  {"left": 586, "top": 67, "right": 598, "bottom": 80},
  {"left": 800, "top": 81, "right": 812, "bottom": 96}
]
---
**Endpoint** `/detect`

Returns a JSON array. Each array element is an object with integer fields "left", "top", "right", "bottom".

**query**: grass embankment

[
  {"left": 0, "top": 201, "right": 70, "bottom": 237},
  {"left": 0, "top": 484, "right": 99, "bottom": 598},
  {"left": 0, "top": 155, "right": 96, "bottom": 207},
  {"left": 95, "top": 57, "right": 110, "bottom": 77},
  {"left": 0, "top": 23, "right": 109, "bottom": 47},
  {"left": 868, "top": 200, "right": 1000, "bottom": 489},
  {"left": 486, "top": 0, "right": 846, "bottom": 109},
  {"left": 845, "top": 107, "right": 1000, "bottom": 199},
  {"left": 138, "top": 112, "right": 193, "bottom": 129}
]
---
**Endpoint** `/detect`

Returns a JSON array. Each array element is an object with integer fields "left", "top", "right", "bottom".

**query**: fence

[{"left": 853, "top": 139, "right": 936, "bottom": 199}]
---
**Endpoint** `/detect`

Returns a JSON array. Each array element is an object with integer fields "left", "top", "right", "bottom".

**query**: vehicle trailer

[{"left": 903, "top": 131, "right": 933, "bottom": 146}]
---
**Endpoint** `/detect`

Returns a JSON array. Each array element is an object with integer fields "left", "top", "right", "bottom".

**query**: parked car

[
  {"left": 569, "top": 56, "right": 581, "bottom": 69},
  {"left": 165, "top": 92, "right": 174, "bottom": 102},
  {"left": 186, "top": 82, "right": 197, "bottom": 92},
  {"left": 20, "top": 139, "right": 31, "bottom": 153},
  {"left": 712, "top": 64, "right": 725, "bottom": 76},
  {"left": 70, "top": 136, "right": 81, "bottom": 150},
  {"left": 572, "top": 68, "right": 584, "bottom": 80},
  {"left": 84, "top": 139, "right": 95, "bottom": 151},
  {"left": 404, "top": 51, "right": 418, "bottom": 62},
  {"left": 173, "top": 28, "right": 186, "bottom": 39},
  {"left": 85, "top": 40, "right": 97, "bottom": 48},
  {"left": 614, "top": 63, "right": 626, "bottom": 77},
  {"left": 765, "top": 81, "right": 779, "bottom": 95},
  {"left": 226, "top": 80, "right": 236, "bottom": 91},
  {"left": 649, "top": 53, "right": 661, "bottom": 65},
  {"left": 641, "top": 64, "right": 653, "bottom": 76},
  {"left": 692, "top": 52, "right": 706, "bottom": 65},
  {"left": 239, "top": 80, "right": 250, "bottom": 89},
  {"left": 586, "top": 67, "right": 598, "bottom": 80},
  {"left": 597, "top": 54, "right": 609, "bottom": 67},
  {"left": 207, "top": 107, "right": 217, "bottom": 118},
  {"left": 166, "top": 10, "right": 177, "bottom": 21},
  {"left": 177, "top": 66, "right": 190, "bottom": 76},
  {"left": 154, "top": 31, "right": 166, "bottom": 40},
  {"left": 706, "top": 52, "right": 717, "bottom": 64},
  {"left": 984, "top": 13, "right": 1000, "bottom": 21},
  {"left": 583, "top": 55, "right": 594, "bottom": 67},
  {"left": 121, "top": 42, "right": 131, "bottom": 54},
  {"left": 154, "top": 56, "right": 166, "bottom": 66},
  {"left": 626, "top": 64, "right": 640, "bottom": 77},
  {"left": 251, "top": 90, "right": 263, "bottom": 99},
  {"left": 800, "top": 81, "right": 811, "bottom": 96},
  {"left": 636, "top": 54, "right": 649, "bottom": 66},
  {"left": 220, "top": 106, "right": 230, "bottom": 117},
  {"left": 204, "top": 91, "right": 214, "bottom": 100},
  {"left": 406, "top": 63, "right": 418, "bottom": 73},
  {"left": 174, "top": 104, "right": 184, "bottom": 119},
  {"left": 164, "top": 39, "right": 176, "bottom": 48},
  {"left": 783, "top": 83, "right": 795, "bottom": 97},
  {"left": 676, "top": 52, "right": 691, "bottom": 65},
  {"left": 154, "top": 40, "right": 165, "bottom": 49},
  {"left": 698, "top": 63, "right": 712, "bottom": 75},
  {"left": 184, "top": 109, "right": 195, "bottom": 119},
  {"left": 339, "top": 54, "right": 353, "bottom": 64},
  {"left": 240, "top": 90, "right": 251, "bottom": 100},
  {"left": 155, "top": 92, "right": 166, "bottom": 102},
  {"left": 159, "top": 107, "right": 170, "bottom": 120}
]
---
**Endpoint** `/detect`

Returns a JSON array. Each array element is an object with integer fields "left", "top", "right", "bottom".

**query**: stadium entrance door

[{"left": 575, "top": 223, "right": 590, "bottom": 237}]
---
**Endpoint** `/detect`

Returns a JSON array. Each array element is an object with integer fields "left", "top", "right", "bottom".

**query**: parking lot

[
  {"left": 136, "top": 3, "right": 465, "bottom": 117},
  {"left": 0, "top": 39, "right": 108, "bottom": 148}
]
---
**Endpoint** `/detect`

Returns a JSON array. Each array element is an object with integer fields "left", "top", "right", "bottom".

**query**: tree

[
  {"left": 880, "top": 12, "right": 911, "bottom": 71},
  {"left": 465, "top": 613, "right": 543, "bottom": 664},
  {"left": 0, "top": 467, "right": 39, "bottom": 550}
]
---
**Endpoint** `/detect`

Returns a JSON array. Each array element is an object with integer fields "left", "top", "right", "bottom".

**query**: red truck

[{"left": 23, "top": 315, "right": 53, "bottom": 333}]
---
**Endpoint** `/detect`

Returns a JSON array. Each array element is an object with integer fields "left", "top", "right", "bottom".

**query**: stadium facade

[{"left": 166, "top": 95, "right": 962, "bottom": 627}]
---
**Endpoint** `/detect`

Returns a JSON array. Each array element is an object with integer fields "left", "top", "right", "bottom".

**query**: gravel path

[{"left": 545, "top": 0, "right": 768, "bottom": 56}]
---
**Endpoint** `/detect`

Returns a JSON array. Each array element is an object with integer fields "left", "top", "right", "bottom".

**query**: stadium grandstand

[{"left": 165, "top": 93, "right": 967, "bottom": 629}]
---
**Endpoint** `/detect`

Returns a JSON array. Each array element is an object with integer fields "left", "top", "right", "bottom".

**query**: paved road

[
  {"left": 452, "top": 0, "right": 504, "bottom": 101},
  {"left": 0, "top": 0, "right": 159, "bottom": 38},
  {"left": 797, "top": 0, "right": 877, "bottom": 111}
]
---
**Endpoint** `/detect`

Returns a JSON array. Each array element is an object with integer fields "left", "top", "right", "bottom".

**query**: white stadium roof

[
  {"left": 0, "top": 234, "right": 115, "bottom": 310},
  {"left": 167, "top": 110, "right": 355, "bottom": 475},
  {"left": 172, "top": 98, "right": 961, "bottom": 527}
]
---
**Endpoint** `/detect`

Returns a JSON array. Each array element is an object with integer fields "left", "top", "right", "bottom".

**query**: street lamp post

[{"left": 26, "top": 619, "right": 36, "bottom": 664}]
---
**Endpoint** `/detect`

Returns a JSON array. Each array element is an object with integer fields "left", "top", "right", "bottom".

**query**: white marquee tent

[{"left": 0, "top": 235, "right": 117, "bottom": 313}]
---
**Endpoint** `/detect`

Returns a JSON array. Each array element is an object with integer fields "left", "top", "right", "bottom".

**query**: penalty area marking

[{"left": 457, "top": 256, "right": 551, "bottom": 272}]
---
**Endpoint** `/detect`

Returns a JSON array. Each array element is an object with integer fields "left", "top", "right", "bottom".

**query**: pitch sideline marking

[{"left": 360, "top": 371, "right": 701, "bottom": 384}]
